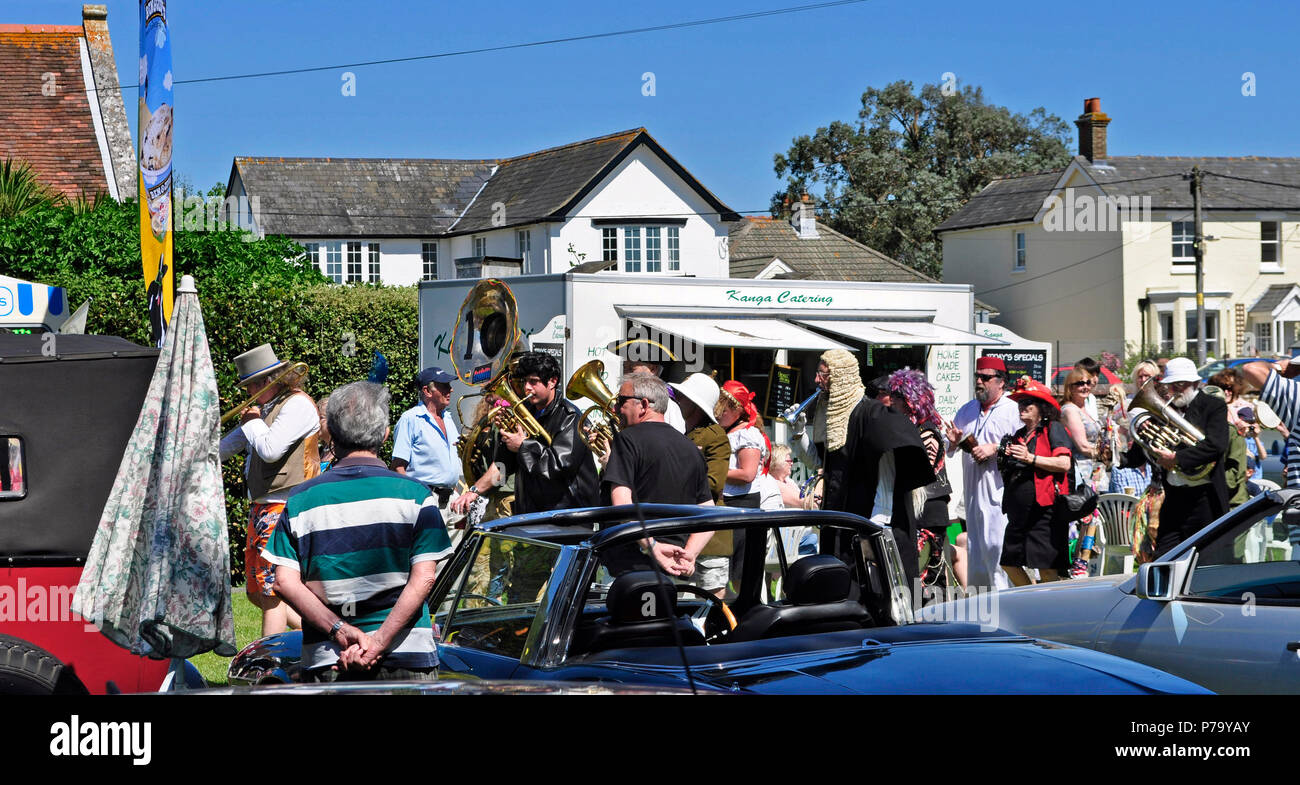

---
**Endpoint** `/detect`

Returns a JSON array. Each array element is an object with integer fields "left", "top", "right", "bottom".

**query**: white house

[
  {"left": 936, "top": 98, "right": 1300, "bottom": 362},
  {"left": 224, "top": 129, "right": 739, "bottom": 285}
]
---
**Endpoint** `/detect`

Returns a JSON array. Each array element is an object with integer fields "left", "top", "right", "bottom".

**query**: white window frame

[
  {"left": 624, "top": 227, "right": 642, "bottom": 272},
  {"left": 422, "top": 241, "right": 438, "bottom": 281},
  {"left": 667, "top": 227, "right": 680, "bottom": 271},
  {"left": 325, "top": 241, "right": 343, "bottom": 284},
  {"left": 1261, "top": 221, "right": 1281, "bottom": 269},
  {"left": 602, "top": 228, "right": 618, "bottom": 262},
  {"left": 367, "top": 242, "right": 381, "bottom": 283},
  {"left": 1013, "top": 231, "right": 1026, "bottom": 271},
  {"left": 645, "top": 226, "right": 662, "bottom": 273},
  {"left": 473, "top": 236, "right": 487, "bottom": 257},
  {"left": 1158, "top": 312, "right": 1175, "bottom": 354},
  {"left": 346, "top": 241, "right": 363, "bottom": 282},
  {"left": 516, "top": 229, "right": 531, "bottom": 265},
  {"left": 1185, "top": 310, "right": 1219, "bottom": 357},
  {"left": 304, "top": 242, "right": 321, "bottom": 276},
  {"left": 1257, "top": 321, "right": 1273, "bottom": 354},
  {"left": 1172, "top": 220, "right": 1195, "bottom": 264}
]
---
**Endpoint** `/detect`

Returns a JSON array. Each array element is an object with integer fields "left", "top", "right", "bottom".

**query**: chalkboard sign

[
  {"left": 980, "top": 348, "right": 1048, "bottom": 385},
  {"left": 764, "top": 364, "right": 800, "bottom": 420}
]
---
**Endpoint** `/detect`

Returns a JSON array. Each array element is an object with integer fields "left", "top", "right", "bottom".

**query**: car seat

[
  {"left": 726, "top": 555, "right": 873, "bottom": 643},
  {"left": 573, "top": 571, "right": 705, "bottom": 654}
]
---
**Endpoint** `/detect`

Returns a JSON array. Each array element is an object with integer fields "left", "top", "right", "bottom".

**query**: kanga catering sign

[{"left": 723, "top": 288, "right": 835, "bottom": 307}]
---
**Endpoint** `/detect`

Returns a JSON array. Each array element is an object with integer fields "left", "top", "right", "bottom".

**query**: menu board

[
  {"left": 764, "top": 364, "right": 800, "bottom": 420},
  {"left": 980, "top": 348, "right": 1048, "bottom": 385}
]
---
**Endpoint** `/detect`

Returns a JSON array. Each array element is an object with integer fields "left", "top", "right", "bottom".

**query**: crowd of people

[{"left": 218, "top": 336, "right": 1287, "bottom": 680}]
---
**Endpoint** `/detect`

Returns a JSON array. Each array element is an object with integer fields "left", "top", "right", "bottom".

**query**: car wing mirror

[{"left": 1135, "top": 549, "right": 1196, "bottom": 601}]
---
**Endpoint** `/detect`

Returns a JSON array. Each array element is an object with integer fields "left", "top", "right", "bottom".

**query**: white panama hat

[
  {"left": 669, "top": 373, "right": 720, "bottom": 424},
  {"left": 1160, "top": 357, "right": 1201, "bottom": 385}
]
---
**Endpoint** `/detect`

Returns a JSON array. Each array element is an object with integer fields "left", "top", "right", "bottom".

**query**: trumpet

[
  {"left": 779, "top": 389, "right": 821, "bottom": 426},
  {"left": 488, "top": 377, "right": 551, "bottom": 445},
  {"left": 221, "top": 361, "right": 309, "bottom": 425},
  {"left": 566, "top": 359, "right": 619, "bottom": 455}
]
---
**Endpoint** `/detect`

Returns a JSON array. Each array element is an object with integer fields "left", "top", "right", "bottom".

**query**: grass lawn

[{"left": 189, "top": 590, "right": 262, "bottom": 687}]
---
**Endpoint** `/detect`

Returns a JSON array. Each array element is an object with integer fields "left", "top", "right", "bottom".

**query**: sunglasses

[
  {"left": 616, "top": 395, "right": 645, "bottom": 406},
  {"left": 975, "top": 373, "right": 1001, "bottom": 382},
  {"left": 1071, "top": 380, "right": 1095, "bottom": 387}
]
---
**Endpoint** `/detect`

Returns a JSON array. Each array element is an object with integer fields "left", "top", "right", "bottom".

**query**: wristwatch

[{"left": 328, "top": 619, "right": 344, "bottom": 638}]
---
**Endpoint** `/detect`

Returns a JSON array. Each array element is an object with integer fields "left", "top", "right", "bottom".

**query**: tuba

[
  {"left": 450, "top": 280, "right": 551, "bottom": 482},
  {"left": 565, "top": 359, "right": 619, "bottom": 455},
  {"left": 1128, "top": 379, "right": 1212, "bottom": 481}
]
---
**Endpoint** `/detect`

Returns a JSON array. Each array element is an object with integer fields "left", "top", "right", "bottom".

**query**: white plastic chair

[{"left": 1094, "top": 493, "right": 1140, "bottom": 576}]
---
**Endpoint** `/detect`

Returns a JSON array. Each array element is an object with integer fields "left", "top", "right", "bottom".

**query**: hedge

[{"left": 2, "top": 197, "right": 424, "bottom": 581}]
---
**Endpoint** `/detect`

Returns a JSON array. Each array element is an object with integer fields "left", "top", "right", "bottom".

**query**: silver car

[{"left": 923, "top": 489, "right": 1300, "bottom": 694}]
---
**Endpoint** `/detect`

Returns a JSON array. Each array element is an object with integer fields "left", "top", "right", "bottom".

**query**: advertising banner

[{"left": 138, "top": 0, "right": 173, "bottom": 346}]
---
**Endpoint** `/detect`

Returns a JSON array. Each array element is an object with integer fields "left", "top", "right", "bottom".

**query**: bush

[{"left": 1, "top": 197, "right": 421, "bottom": 581}]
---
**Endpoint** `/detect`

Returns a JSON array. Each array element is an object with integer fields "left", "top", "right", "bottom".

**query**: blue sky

[{"left": 7, "top": 0, "right": 1298, "bottom": 214}]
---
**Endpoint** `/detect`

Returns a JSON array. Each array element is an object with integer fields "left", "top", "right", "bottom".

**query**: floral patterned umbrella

[{"left": 72, "top": 275, "right": 236, "bottom": 661}]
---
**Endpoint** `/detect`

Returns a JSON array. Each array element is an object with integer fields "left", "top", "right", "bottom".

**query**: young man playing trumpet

[{"left": 220, "top": 344, "right": 320, "bottom": 636}]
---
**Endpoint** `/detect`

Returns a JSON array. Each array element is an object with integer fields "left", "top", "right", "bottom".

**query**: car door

[
  {"left": 1095, "top": 498, "right": 1300, "bottom": 694},
  {"left": 432, "top": 532, "right": 563, "bottom": 681}
]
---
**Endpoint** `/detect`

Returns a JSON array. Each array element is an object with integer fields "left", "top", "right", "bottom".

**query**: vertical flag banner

[{"left": 138, "top": 0, "right": 173, "bottom": 347}]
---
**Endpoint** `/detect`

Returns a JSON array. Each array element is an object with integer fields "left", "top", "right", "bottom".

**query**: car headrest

[
  {"left": 787, "top": 555, "right": 852, "bottom": 605},
  {"left": 607, "top": 571, "right": 677, "bottom": 623}
]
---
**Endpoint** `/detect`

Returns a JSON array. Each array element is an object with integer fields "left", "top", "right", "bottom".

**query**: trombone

[{"left": 221, "top": 361, "right": 309, "bottom": 425}]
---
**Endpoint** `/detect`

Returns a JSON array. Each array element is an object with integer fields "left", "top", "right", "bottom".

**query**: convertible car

[
  {"left": 923, "top": 489, "right": 1300, "bottom": 694},
  {"left": 229, "top": 505, "right": 1209, "bottom": 694}
]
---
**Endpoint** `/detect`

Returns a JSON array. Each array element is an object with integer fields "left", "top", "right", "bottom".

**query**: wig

[
  {"left": 820, "top": 349, "right": 864, "bottom": 452},
  {"left": 887, "top": 368, "right": 940, "bottom": 428}
]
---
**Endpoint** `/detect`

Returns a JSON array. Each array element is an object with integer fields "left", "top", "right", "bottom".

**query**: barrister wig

[
  {"left": 820, "top": 349, "right": 864, "bottom": 452},
  {"left": 887, "top": 368, "right": 940, "bottom": 429}
]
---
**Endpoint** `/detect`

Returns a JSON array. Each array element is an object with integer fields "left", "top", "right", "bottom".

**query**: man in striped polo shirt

[
  {"left": 264, "top": 381, "right": 453, "bottom": 681},
  {"left": 1241, "top": 358, "right": 1300, "bottom": 558}
]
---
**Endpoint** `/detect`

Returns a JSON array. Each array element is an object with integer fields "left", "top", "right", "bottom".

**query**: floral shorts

[{"left": 245, "top": 502, "right": 286, "bottom": 598}]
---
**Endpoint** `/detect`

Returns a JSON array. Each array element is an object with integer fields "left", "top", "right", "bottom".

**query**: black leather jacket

[{"left": 510, "top": 396, "right": 599, "bottom": 514}]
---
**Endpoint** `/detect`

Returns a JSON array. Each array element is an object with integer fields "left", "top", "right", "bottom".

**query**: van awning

[
  {"left": 628, "top": 316, "right": 852, "bottom": 352},
  {"left": 794, "top": 319, "right": 1007, "bottom": 347}
]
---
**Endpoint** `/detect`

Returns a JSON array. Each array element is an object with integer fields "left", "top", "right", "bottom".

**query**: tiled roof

[
  {"left": 936, "top": 155, "right": 1300, "bottom": 233},
  {"left": 233, "top": 157, "right": 497, "bottom": 237},
  {"left": 729, "top": 216, "right": 938, "bottom": 283},
  {"left": 234, "top": 129, "right": 740, "bottom": 238},
  {"left": 0, "top": 25, "right": 110, "bottom": 199},
  {"left": 1249, "top": 283, "right": 1299, "bottom": 315}
]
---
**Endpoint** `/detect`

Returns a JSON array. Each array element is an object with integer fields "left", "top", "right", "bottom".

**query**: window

[
  {"left": 624, "top": 227, "right": 641, "bottom": 272},
  {"left": 602, "top": 228, "right": 618, "bottom": 262},
  {"left": 1158, "top": 312, "right": 1174, "bottom": 353},
  {"left": 438, "top": 534, "right": 561, "bottom": 660},
  {"left": 516, "top": 229, "right": 531, "bottom": 265},
  {"left": 1262, "top": 221, "right": 1280, "bottom": 265},
  {"left": 645, "top": 226, "right": 661, "bottom": 273},
  {"left": 346, "top": 241, "right": 362, "bottom": 282},
  {"left": 422, "top": 242, "right": 438, "bottom": 280},
  {"left": 367, "top": 242, "right": 380, "bottom": 283},
  {"left": 1, "top": 436, "right": 27, "bottom": 499},
  {"left": 325, "top": 242, "right": 343, "bottom": 283},
  {"left": 1257, "top": 322, "right": 1273, "bottom": 354},
  {"left": 1186, "top": 497, "right": 1300, "bottom": 600},
  {"left": 304, "top": 242, "right": 321, "bottom": 276},
  {"left": 1013, "top": 231, "right": 1026, "bottom": 271},
  {"left": 473, "top": 236, "right": 486, "bottom": 257},
  {"left": 1172, "top": 220, "right": 1195, "bottom": 263},
  {"left": 667, "top": 227, "right": 680, "bottom": 271},
  {"left": 1185, "top": 310, "right": 1219, "bottom": 357}
]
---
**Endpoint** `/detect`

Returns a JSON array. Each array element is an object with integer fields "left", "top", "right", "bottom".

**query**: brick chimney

[
  {"left": 1075, "top": 97, "right": 1110, "bottom": 164},
  {"left": 790, "top": 193, "right": 819, "bottom": 239},
  {"left": 82, "top": 4, "right": 135, "bottom": 199}
]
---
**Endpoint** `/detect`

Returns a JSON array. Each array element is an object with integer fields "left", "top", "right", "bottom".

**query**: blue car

[{"left": 229, "top": 506, "right": 1210, "bottom": 694}]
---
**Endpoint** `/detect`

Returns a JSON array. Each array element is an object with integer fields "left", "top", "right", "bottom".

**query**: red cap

[
  {"left": 1008, "top": 376, "right": 1059, "bottom": 411},
  {"left": 975, "top": 356, "right": 1007, "bottom": 373}
]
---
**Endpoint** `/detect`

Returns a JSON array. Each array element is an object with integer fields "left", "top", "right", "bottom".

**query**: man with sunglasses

[
  {"left": 946, "top": 357, "right": 1022, "bottom": 590},
  {"left": 602, "top": 372, "right": 714, "bottom": 578},
  {"left": 496, "top": 351, "right": 599, "bottom": 514}
]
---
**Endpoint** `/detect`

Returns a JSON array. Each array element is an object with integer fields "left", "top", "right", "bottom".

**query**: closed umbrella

[{"left": 72, "top": 275, "right": 236, "bottom": 667}]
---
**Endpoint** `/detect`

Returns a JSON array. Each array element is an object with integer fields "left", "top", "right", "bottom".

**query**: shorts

[
  {"left": 245, "top": 501, "right": 286, "bottom": 598},
  {"left": 688, "top": 556, "right": 729, "bottom": 593}
]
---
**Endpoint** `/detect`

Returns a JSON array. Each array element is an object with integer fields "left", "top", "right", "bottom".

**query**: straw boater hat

[
  {"left": 669, "top": 373, "right": 720, "bottom": 424},
  {"left": 233, "top": 343, "right": 287, "bottom": 388},
  {"left": 820, "top": 349, "right": 864, "bottom": 452}
]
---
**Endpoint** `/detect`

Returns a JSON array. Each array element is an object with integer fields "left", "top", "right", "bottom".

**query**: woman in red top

[{"left": 999, "top": 378, "right": 1073, "bottom": 586}]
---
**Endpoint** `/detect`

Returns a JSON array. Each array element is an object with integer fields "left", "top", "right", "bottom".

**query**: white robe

[{"left": 951, "top": 394, "right": 1022, "bottom": 591}]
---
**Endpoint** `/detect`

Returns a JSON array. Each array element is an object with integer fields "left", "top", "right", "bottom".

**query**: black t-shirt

[{"left": 601, "top": 421, "right": 712, "bottom": 507}]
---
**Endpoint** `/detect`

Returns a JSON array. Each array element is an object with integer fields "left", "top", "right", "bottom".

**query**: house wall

[
  {"left": 941, "top": 177, "right": 1125, "bottom": 363},
  {"left": 1123, "top": 213, "right": 1300, "bottom": 356}
]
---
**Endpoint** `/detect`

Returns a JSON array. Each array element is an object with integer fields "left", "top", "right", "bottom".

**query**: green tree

[
  {"left": 0, "top": 157, "right": 65, "bottom": 218},
  {"left": 773, "top": 81, "right": 1073, "bottom": 278}
]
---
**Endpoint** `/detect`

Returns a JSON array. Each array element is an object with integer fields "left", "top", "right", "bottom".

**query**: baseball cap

[{"left": 417, "top": 366, "right": 455, "bottom": 386}]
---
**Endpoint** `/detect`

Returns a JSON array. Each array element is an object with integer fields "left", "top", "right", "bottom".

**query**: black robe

[{"left": 821, "top": 397, "right": 935, "bottom": 585}]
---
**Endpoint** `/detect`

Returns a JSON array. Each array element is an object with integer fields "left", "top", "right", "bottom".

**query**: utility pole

[{"left": 1190, "top": 166, "right": 1207, "bottom": 364}]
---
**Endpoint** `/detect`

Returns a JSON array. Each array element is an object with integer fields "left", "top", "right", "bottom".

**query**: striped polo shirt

[
  {"left": 263, "top": 455, "right": 453, "bottom": 670},
  {"left": 1261, "top": 370, "right": 1300, "bottom": 488}
]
